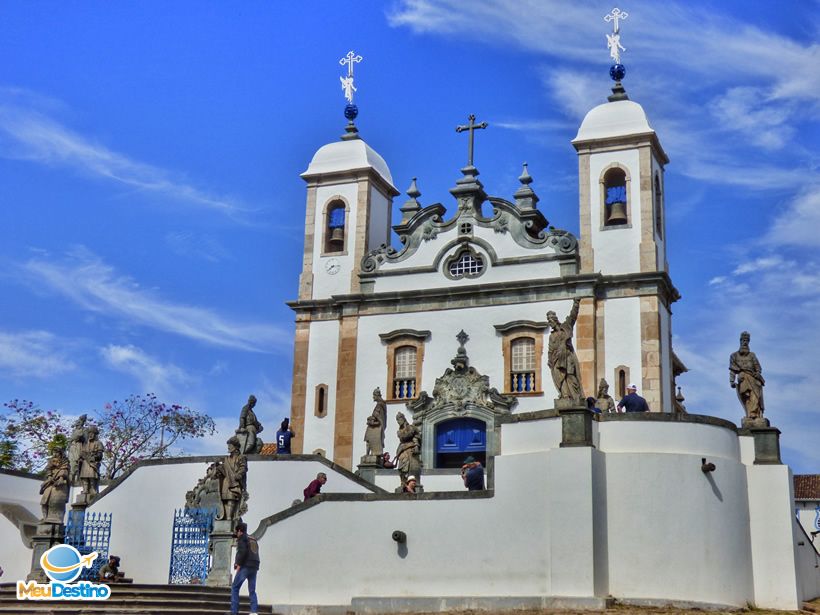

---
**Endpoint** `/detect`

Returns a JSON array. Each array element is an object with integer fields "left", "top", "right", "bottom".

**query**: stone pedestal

[
  {"left": 206, "top": 519, "right": 235, "bottom": 587},
  {"left": 356, "top": 455, "right": 383, "bottom": 485},
  {"left": 558, "top": 404, "right": 594, "bottom": 448},
  {"left": 751, "top": 425, "right": 781, "bottom": 464},
  {"left": 27, "top": 523, "right": 65, "bottom": 582}
]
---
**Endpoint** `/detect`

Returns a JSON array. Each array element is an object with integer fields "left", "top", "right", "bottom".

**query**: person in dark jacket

[
  {"left": 617, "top": 383, "right": 650, "bottom": 413},
  {"left": 461, "top": 456, "right": 485, "bottom": 491},
  {"left": 231, "top": 522, "right": 260, "bottom": 615},
  {"left": 275, "top": 418, "right": 295, "bottom": 454}
]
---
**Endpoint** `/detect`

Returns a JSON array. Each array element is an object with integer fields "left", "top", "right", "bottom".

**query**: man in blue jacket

[
  {"left": 231, "top": 522, "right": 260, "bottom": 615},
  {"left": 617, "top": 383, "right": 650, "bottom": 413}
]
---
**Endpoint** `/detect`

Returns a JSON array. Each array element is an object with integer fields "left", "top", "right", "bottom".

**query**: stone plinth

[
  {"left": 206, "top": 519, "right": 235, "bottom": 587},
  {"left": 751, "top": 426, "right": 781, "bottom": 465},
  {"left": 356, "top": 455, "right": 383, "bottom": 485},
  {"left": 27, "top": 523, "right": 65, "bottom": 582},
  {"left": 558, "top": 403, "right": 594, "bottom": 448}
]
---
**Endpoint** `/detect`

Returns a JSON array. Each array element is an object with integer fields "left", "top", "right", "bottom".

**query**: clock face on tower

[{"left": 325, "top": 258, "right": 341, "bottom": 275}]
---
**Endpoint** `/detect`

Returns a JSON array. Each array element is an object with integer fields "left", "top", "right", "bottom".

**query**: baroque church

[{"left": 288, "top": 66, "right": 684, "bottom": 471}]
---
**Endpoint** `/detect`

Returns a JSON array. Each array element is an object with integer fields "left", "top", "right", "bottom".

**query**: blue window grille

[{"left": 605, "top": 185, "right": 626, "bottom": 205}]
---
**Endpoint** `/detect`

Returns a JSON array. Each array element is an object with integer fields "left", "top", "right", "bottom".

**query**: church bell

[
  {"left": 329, "top": 226, "right": 345, "bottom": 249},
  {"left": 606, "top": 201, "right": 627, "bottom": 225}
]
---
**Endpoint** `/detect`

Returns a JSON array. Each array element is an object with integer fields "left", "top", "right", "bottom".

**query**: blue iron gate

[
  {"left": 64, "top": 510, "right": 113, "bottom": 581},
  {"left": 168, "top": 507, "right": 216, "bottom": 584}
]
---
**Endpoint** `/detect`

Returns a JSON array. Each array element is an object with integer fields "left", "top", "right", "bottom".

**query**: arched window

[
  {"left": 603, "top": 168, "right": 628, "bottom": 226},
  {"left": 324, "top": 200, "right": 346, "bottom": 253},
  {"left": 654, "top": 173, "right": 663, "bottom": 237},
  {"left": 393, "top": 345, "right": 417, "bottom": 400},
  {"left": 314, "top": 383, "right": 328, "bottom": 418},
  {"left": 445, "top": 247, "right": 484, "bottom": 279},
  {"left": 510, "top": 337, "right": 536, "bottom": 392},
  {"left": 435, "top": 417, "right": 486, "bottom": 468},
  {"left": 615, "top": 365, "right": 631, "bottom": 399}
]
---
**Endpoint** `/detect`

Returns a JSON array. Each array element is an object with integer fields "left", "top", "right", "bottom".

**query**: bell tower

[{"left": 570, "top": 10, "right": 677, "bottom": 412}]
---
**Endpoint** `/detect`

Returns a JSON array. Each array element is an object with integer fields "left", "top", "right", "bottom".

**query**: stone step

[{"left": 0, "top": 609, "right": 262, "bottom": 614}]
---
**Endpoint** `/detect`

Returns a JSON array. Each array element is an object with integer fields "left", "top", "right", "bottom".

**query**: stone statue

[
  {"left": 729, "top": 331, "right": 765, "bottom": 423},
  {"left": 546, "top": 298, "right": 584, "bottom": 402},
  {"left": 39, "top": 447, "right": 70, "bottom": 524},
  {"left": 78, "top": 425, "right": 104, "bottom": 502},
  {"left": 395, "top": 411, "right": 421, "bottom": 487},
  {"left": 67, "top": 414, "right": 87, "bottom": 485},
  {"left": 595, "top": 378, "right": 617, "bottom": 413},
  {"left": 217, "top": 436, "right": 248, "bottom": 521},
  {"left": 236, "top": 395, "right": 264, "bottom": 455},
  {"left": 364, "top": 414, "right": 383, "bottom": 457},
  {"left": 372, "top": 387, "right": 387, "bottom": 451}
]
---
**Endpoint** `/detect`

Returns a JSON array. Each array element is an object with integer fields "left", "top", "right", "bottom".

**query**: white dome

[
  {"left": 302, "top": 138, "right": 394, "bottom": 187},
  {"left": 572, "top": 99, "right": 654, "bottom": 143}
]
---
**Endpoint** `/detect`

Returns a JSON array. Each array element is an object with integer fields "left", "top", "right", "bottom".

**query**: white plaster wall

[
  {"left": 303, "top": 319, "right": 340, "bottom": 458},
  {"left": 589, "top": 149, "right": 642, "bottom": 275},
  {"left": 794, "top": 517, "right": 820, "bottom": 601},
  {"left": 598, "top": 420, "right": 740, "bottom": 460},
  {"left": 367, "top": 187, "right": 390, "bottom": 252},
  {"left": 373, "top": 242, "right": 562, "bottom": 294},
  {"left": 0, "top": 472, "right": 41, "bottom": 582},
  {"left": 373, "top": 472, "right": 466, "bottom": 493},
  {"left": 313, "top": 183, "right": 359, "bottom": 299},
  {"left": 351, "top": 301, "right": 573, "bottom": 464},
  {"left": 603, "top": 449, "right": 754, "bottom": 607},
  {"left": 84, "top": 458, "right": 372, "bottom": 584},
  {"left": 501, "top": 418, "right": 562, "bottom": 455},
  {"left": 747, "top": 464, "right": 802, "bottom": 609},
  {"left": 603, "top": 296, "right": 641, "bottom": 400},
  {"left": 659, "top": 304, "right": 672, "bottom": 412}
]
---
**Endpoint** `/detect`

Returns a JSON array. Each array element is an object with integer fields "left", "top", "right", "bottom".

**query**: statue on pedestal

[
  {"left": 547, "top": 298, "right": 584, "bottom": 402},
  {"left": 67, "top": 414, "right": 87, "bottom": 485},
  {"left": 236, "top": 395, "right": 264, "bottom": 455},
  {"left": 216, "top": 436, "right": 248, "bottom": 521},
  {"left": 364, "top": 414, "right": 383, "bottom": 457},
  {"left": 78, "top": 425, "right": 104, "bottom": 502},
  {"left": 729, "top": 331, "right": 766, "bottom": 425},
  {"left": 395, "top": 411, "right": 421, "bottom": 488},
  {"left": 39, "top": 447, "right": 70, "bottom": 524}
]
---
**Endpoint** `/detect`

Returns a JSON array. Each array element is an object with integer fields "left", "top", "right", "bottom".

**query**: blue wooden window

[{"left": 328, "top": 206, "right": 345, "bottom": 228}]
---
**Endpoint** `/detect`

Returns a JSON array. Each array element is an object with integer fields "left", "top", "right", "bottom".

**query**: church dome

[
  {"left": 572, "top": 99, "right": 654, "bottom": 143},
  {"left": 302, "top": 138, "right": 394, "bottom": 187}
]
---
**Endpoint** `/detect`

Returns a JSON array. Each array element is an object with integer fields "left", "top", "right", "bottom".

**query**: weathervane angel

[{"left": 339, "top": 50, "right": 362, "bottom": 104}]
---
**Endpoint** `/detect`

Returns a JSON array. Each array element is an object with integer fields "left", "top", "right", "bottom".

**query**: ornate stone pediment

[{"left": 408, "top": 330, "right": 517, "bottom": 422}]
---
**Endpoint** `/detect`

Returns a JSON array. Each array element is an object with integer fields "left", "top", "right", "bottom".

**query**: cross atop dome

[{"left": 339, "top": 50, "right": 363, "bottom": 140}]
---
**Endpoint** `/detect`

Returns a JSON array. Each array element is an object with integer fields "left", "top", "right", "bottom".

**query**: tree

[
  {"left": 0, "top": 400, "right": 71, "bottom": 473},
  {"left": 0, "top": 395, "right": 216, "bottom": 478},
  {"left": 97, "top": 394, "right": 216, "bottom": 479}
]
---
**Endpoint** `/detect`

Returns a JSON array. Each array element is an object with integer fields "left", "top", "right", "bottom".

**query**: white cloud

[
  {"left": 0, "top": 330, "right": 77, "bottom": 379},
  {"left": 17, "top": 247, "right": 292, "bottom": 353},
  {"left": 767, "top": 187, "right": 820, "bottom": 248},
  {"left": 100, "top": 344, "right": 192, "bottom": 399},
  {"left": 711, "top": 87, "right": 795, "bottom": 150},
  {"left": 732, "top": 255, "right": 794, "bottom": 275},
  {"left": 0, "top": 90, "right": 245, "bottom": 217},
  {"left": 164, "top": 231, "right": 232, "bottom": 263}
]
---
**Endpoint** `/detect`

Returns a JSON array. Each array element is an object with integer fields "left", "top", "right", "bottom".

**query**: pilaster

[
  {"left": 289, "top": 319, "right": 311, "bottom": 454},
  {"left": 298, "top": 184, "right": 318, "bottom": 301},
  {"left": 640, "top": 295, "right": 662, "bottom": 411},
  {"left": 333, "top": 315, "right": 359, "bottom": 468},
  {"left": 575, "top": 297, "right": 597, "bottom": 398}
]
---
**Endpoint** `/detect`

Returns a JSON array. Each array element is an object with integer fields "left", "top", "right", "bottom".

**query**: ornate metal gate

[
  {"left": 168, "top": 507, "right": 216, "bottom": 584},
  {"left": 64, "top": 510, "right": 113, "bottom": 581}
]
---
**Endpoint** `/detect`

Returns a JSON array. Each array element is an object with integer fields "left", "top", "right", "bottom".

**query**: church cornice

[
  {"left": 301, "top": 167, "right": 400, "bottom": 197},
  {"left": 287, "top": 270, "right": 680, "bottom": 319},
  {"left": 572, "top": 131, "right": 669, "bottom": 166}
]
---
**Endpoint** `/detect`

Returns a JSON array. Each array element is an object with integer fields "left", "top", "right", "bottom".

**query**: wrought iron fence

[
  {"left": 168, "top": 507, "right": 216, "bottom": 584},
  {"left": 64, "top": 510, "right": 113, "bottom": 581}
]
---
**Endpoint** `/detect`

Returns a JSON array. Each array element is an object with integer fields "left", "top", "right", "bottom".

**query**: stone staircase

[{"left": 0, "top": 582, "right": 274, "bottom": 614}]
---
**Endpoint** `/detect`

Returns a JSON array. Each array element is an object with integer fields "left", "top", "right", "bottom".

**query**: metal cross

[
  {"left": 456, "top": 330, "right": 469, "bottom": 349},
  {"left": 455, "top": 114, "right": 488, "bottom": 168},
  {"left": 339, "top": 50, "right": 363, "bottom": 78},
  {"left": 604, "top": 8, "right": 628, "bottom": 33}
]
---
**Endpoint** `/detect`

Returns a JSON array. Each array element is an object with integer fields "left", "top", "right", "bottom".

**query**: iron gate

[
  {"left": 168, "top": 507, "right": 216, "bottom": 584},
  {"left": 64, "top": 510, "right": 113, "bottom": 581}
]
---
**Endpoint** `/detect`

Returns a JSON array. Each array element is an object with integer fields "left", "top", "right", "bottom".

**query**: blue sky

[{"left": 1, "top": 2, "right": 818, "bottom": 472}]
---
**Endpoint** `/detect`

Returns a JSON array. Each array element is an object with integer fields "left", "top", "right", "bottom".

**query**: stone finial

[
  {"left": 399, "top": 177, "right": 422, "bottom": 223},
  {"left": 513, "top": 163, "right": 540, "bottom": 211}
]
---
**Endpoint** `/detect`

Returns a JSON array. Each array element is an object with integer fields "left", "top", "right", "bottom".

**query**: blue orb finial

[
  {"left": 609, "top": 63, "right": 626, "bottom": 82},
  {"left": 344, "top": 103, "right": 359, "bottom": 121}
]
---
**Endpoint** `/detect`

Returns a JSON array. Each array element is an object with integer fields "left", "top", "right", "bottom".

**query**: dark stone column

[
  {"left": 206, "top": 519, "right": 235, "bottom": 587},
  {"left": 751, "top": 426, "right": 782, "bottom": 464},
  {"left": 27, "top": 523, "right": 65, "bottom": 582},
  {"left": 558, "top": 403, "right": 595, "bottom": 448}
]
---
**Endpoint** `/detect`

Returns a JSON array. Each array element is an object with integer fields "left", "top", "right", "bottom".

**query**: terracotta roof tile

[
  {"left": 259, "top": 443, "right": 278, "bottom": 456},
  {"left": 794, "top": 474, "right": 820, "bottom": 500}
]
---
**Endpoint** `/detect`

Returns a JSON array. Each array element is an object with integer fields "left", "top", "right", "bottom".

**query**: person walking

[{"left": 231, "top": 522, "right": 259, "bottom": 615}]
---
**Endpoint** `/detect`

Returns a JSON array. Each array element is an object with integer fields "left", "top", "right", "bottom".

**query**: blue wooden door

[{"left": 435, "top": 418, "right": 486, "bottom": 468}]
